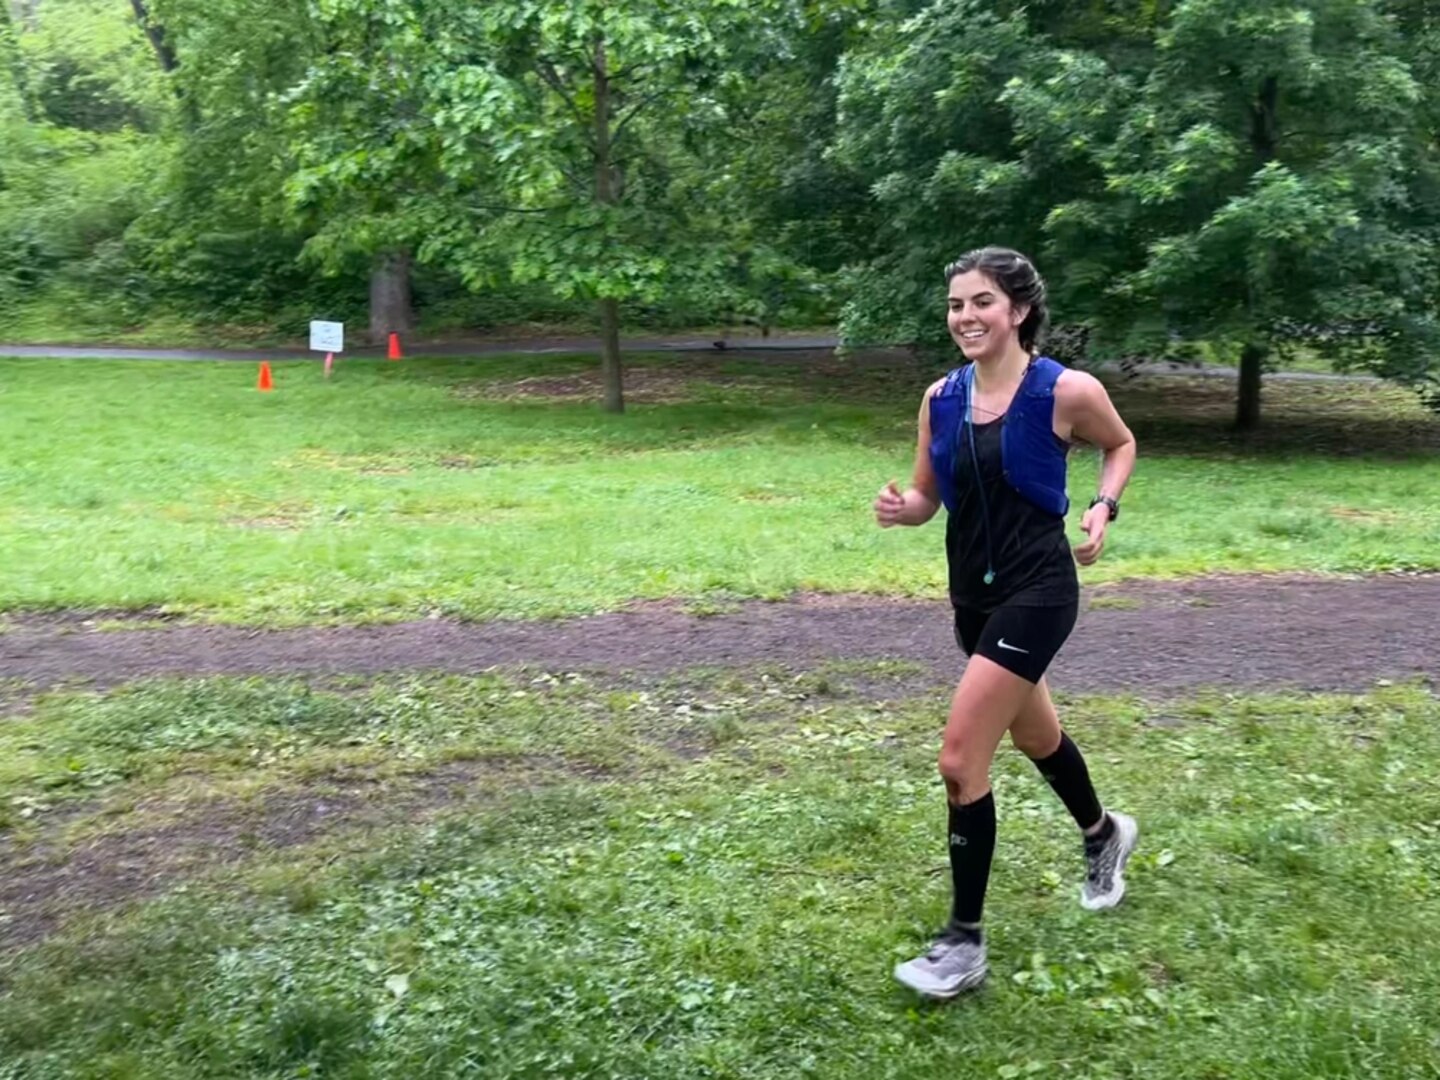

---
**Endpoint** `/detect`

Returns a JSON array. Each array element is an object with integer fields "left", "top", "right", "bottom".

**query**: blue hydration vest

[{"left": 928, "top": 356, "right": 1070, "bottom": 518}]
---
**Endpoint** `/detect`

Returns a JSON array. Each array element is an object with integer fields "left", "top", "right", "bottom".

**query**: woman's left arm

[{"left": 1056, "top": 371, "right": 1137, "bottom": 566}]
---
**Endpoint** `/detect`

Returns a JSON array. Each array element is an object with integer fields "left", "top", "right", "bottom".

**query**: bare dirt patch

[
  {"left": 3, "top": 574, "right": 1435, "bottom": 696},
  {"left": 0, "top": 758, "right": 585, "bottom": 952},
  {"left": 1106, "top": 375, "right": 1440, "bottom": 457}
]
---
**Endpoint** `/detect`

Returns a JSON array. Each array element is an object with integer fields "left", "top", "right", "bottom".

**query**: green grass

[
  {"left": 2, "top": 671, "right": 1438, "bottom": 1078},
  {"left": 1, "top": 354, "right": 1438, "bottom": 623},
  {"left": 1172, "top": 341, "right": 1339, "bottom": 375},
  {"left": 0, "top": 672, "right": 686, "bottom": 828}
]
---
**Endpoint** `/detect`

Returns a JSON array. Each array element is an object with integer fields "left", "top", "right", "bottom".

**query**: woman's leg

[
  {"left": 938, "top": 654, "right": 1042, "bottom": 924},
  {"left": 893, "top": 654, "right": 1035, "bottom": 999},
  {"left": 1010, "top": 677, "right": 1139, "bottom": 909},
  {"left": 1011, "top": 678, "right": 1105, "bottom": 835}
]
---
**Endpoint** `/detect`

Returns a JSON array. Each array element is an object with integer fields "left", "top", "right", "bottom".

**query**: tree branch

[
  {"left": 1277, "top": 129, "right": 1348, "bottom": 143},
  {"left": 557, "top": 161, "right": 591, "bottom": 194},
  {"left": 535, "top": 56, "right": 593, "bottom": 142},
  {"left": 467, "top": 203, "right": 569, "bottom": 215},
  {"left": 611, "top": 88, "right": 671, "bottom": 146},
  {"left": 610, "top": 60, "right": 655, "bottom": 85}
]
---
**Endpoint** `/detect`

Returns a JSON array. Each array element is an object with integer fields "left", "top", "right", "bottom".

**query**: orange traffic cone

[
  {"left": 387, "top": 332, "right": 403, "bottom": 361},
  {"left": 258, "top": 361, "right": 274, "bottom": 391}
]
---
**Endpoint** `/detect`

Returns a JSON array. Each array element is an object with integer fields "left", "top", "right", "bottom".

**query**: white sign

[{"left": 309, "top": 320, "right": 344, "bottom": 353}]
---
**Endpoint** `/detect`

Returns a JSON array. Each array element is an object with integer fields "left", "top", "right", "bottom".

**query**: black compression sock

[
  {"left": 1031, "top": 732, "right": 1105, "bottom": 832},
  {"left": 947, "top": 792, "right": 997, "bottom": 931}
]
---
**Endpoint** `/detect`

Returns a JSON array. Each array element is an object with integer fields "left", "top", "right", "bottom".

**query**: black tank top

[{"left": 944, "top": 417, "right": 1078, "bottom": 612}]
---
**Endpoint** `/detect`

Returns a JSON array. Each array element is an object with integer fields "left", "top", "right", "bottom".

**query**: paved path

[{"left": 0, "top": 338, "right": 1381, "bottom": 382}]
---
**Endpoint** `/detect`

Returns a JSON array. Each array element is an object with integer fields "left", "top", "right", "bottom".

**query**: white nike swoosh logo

[{"left": 997, "top": 639, "right": 1030, "bottom": 654}]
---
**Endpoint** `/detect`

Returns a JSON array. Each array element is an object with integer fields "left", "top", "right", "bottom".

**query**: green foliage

[
  {"left": 121, "top": 0, "right": 367, "bottom": 325},
  {"left": 15, "top": 0, "right": 167, "bottom": 131},
  {"left": 1046, "top": 0, "right": 1440, "bottom": 378},
  {"left": 832, "top": 0, "right": 1440, "bottom": 418},
  {"left": 2, "top": 0, "right": 857, "bottom": 344},
  {"left": 832, "top": 0, "right": 1066, "bottom": 348},
  {"left": 8, "top": 0, "right": 1440, "bottom": 403},
  {"left": 383, "top": 0, "right": 819, "bottom": 321},
  {"left": 0, "top": 1, "right": 162, "bottom": 320}
]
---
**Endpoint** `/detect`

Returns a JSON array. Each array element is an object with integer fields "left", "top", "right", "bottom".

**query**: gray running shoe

[
  {"left": 893, "top": 928, "right": 987, "bottom": 999},
  {"left": 1081, "top": 811, "right": 1138, "bottom": 911}
]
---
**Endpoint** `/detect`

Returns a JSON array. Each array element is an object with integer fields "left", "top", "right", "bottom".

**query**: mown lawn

[{"left": 2, "top": 352, "right": 1438, "bottom": 623}]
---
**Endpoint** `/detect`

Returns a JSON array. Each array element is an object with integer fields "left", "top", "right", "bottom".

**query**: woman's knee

[
  {"left": 938, "top": 743, "right": 990, "bottom": 795},
  {"left": 1011, "top": 723, "right": 1061, "bottom": 759}
]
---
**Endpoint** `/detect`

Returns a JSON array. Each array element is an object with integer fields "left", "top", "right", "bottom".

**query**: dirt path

[{"left": 4, "top": 574, "right": 1436, "bottom": 696}]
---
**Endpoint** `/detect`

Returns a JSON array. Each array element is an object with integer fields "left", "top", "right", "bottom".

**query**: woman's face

[{"left": 947, "top": 269, "right": 1027, "bottom": 362}]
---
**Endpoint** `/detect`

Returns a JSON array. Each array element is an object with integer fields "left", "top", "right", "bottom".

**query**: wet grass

[{"left": 1, "top": 668, "right": 1437, "bottom": 1078}]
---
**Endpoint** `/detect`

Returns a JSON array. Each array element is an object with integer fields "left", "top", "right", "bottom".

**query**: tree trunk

[
  {"left": 1236, "top": 342, "right": 1266, "bottom": 431},
  {"left": 1238, "top": 75, "right": 1279, "bottom": 430},
  {"left": 369, "top": 249, "right": 414, "bottom": 345},
  {"left": 593, "top": 35, "right": 624, "bottom": 414},
  {"left": 598, "top": 297, "right": 623, "bottom": 413},
  {"left": 129, "top": 0, "right": 179, "bottom": 73},
  {"left": 1249, "top": 75, "right": 1278, "bottom": 163}
]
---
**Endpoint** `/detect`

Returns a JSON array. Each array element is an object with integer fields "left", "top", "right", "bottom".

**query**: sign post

[{"left": 310, "top": 320, "right": 344, "bottom": 378}]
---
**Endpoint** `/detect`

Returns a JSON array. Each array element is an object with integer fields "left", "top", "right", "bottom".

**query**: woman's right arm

[{"left": 874, "top": 380, "right": 945, "bottom": 528}]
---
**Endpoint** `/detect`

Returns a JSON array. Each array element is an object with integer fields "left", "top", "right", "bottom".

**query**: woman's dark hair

[{"left": 944, "top": 247, "right": 1049, "bottom": 353}]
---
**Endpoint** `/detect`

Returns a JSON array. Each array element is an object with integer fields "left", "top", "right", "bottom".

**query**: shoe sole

[
  {"left": 1080, "top": 812, "right": 1139, "bottom": 911},
  {"left": 893, "top": 963, "right": 988, "bottom": 1000}
]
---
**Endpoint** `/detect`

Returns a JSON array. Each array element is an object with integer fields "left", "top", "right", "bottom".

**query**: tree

[
  {"left": 0, "top": 0, "right": 166, "bottom": 318},
  {"left": 282, "top": 1, "right": 456, "bottom": 343},
  {"left": 410, "top": 0, "right": 803, "bottom": 412},
  {"left": 2, "top": 2, "right": 36, "bottom": 121},
  {"left": 674, "top": 0, "right": 878, "bottom": 335},
  {"left": 129, "top": 0, "right": 177, "bottom": 75},
  {"left": 1034, "top": 0, "right": 1440, "bottom": 427},
  {"left": 834, "top": 0, "right": 1440, "bottom": 427},
  {"left": 118, "top": 0, "right": 378, "bottom": 331},
  {"left": 830, "top": 0, "right": 1087, "bottom": 351}
]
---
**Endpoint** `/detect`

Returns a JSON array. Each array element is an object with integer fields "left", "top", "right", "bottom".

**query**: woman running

[{"left": 874, "top": 247, "right": 1139, "bottom": 999}]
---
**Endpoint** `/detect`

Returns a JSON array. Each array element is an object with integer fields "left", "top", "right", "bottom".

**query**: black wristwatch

[{"left": 1089, "top": 495, "right": 1120, "bottom": 521}]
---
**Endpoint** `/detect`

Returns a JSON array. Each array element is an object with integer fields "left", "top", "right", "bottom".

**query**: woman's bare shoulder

[{"left": 1053, "top": 368, "right": 1110, "bottom": 412}]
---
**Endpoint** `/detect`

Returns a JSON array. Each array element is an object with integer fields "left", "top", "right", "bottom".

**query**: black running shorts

[{"left": 953, "top": 602, "right": 1079, "bottom": 684}]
